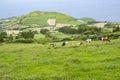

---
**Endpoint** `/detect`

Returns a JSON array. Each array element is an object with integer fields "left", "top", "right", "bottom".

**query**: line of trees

[
  {"left": 0, "top": 30, "right": 35, "bottom": 43},
  {"left": 57, "top": 26, "right": 101, "bottom": 35},
  {"left": 58, "top": 27, "right": 78, "bottom": 34},
  {"left": 0, "top": 23, "right": 120, "bottom": 43},
  {"left": 0, "top": 32, "right": 7, "bottom": 42}
]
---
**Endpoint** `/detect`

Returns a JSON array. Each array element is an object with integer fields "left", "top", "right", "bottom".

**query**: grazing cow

[
  {"left": 79, "top": 42, "right": 83, "bottom": 45},
  {"left": 99, "top": 37, "right": 111, "bottom": 42},
  {"left": 86, "top": 39, "right": 92, "bottom": 43},
  {"left": 50, "top": 43, "right": 56, "bottom": 47},
  {"left": 62, "top": 41, "right": 69, "bottom": 46}
]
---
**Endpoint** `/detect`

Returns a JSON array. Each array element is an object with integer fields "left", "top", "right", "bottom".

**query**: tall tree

[{"left": 0, "top": 31, "right": 7, "bottom": 42}]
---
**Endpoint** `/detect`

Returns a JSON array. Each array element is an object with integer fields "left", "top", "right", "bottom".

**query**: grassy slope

[
  {"left": 34, "top": 34, "right": 45, "bottom": 39},
  {"left": 0, "top": 39, "right": 120, "bottom": 80},
  {"left": 80, "top": 17, "right": 95, "bottom": 23},
  {"left": 1, "top": 11, "right": 82, "bottom": 29},
  {"left": 21, "top": 11, "right": 81, "bottom": 26}
]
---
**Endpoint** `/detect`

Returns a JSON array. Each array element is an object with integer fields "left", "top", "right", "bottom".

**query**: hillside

[
  {"left": 80, "top": 17, "right": 96, "bottom": 23},
  {"left": 21, "top": 11, "right": 82, "bottom": 26},
  {"left": 0, "top": 11, "right": 83, "bottom": 30}
]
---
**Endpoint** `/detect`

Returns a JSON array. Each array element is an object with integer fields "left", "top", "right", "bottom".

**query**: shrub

[
  {"left": 15, "top": 38, "right": 34, "bottom": 43},
  {"left": 40, "top": 29, "right": 49, "bottom": 34},
  {"left": 58, "top": 26, "right": 77, "bottom": 34},
  {"left": 20, "top": 30, "right": 35, "bottom": 39},
  {"left": 0, "top": 31, "right": 7, "bottom": 42},
  {"left": 108, "top": 33, "right": 120, "bottom": 39},
  {"left": 61, "top": 37, "right": 72, "bottom": 41},
  {"left": 7, "top": 34, "right": 14, "bottom": 42},
  {"left": 35, "top": 38, "right": 52, "bottom": 44}
]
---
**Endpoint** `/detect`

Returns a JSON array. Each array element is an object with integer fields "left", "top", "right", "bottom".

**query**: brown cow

[
  {"left": 99, "top": 37, "right": 111, "bottom": 42},
  {"left": 50, "top": 43, "right": 56, "bottom": 47}
]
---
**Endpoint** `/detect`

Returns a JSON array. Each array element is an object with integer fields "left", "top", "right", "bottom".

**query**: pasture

[{"left": 0, "top": 39, "right": 120, "bottom": 80}]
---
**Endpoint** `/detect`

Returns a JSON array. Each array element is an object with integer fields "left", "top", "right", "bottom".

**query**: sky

[{"left": 0, "top": 0, "right": 120, "bottom": 22}]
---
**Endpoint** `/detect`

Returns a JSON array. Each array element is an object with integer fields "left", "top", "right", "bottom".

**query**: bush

[
  {"left": 15, "top": 38, "right": 34, "bottom": 43},
  {"left": 108, "top": 34, "right": 120, "bottom": 39},
  {"left": 40, "top": 29, "right": 49, "bottom": 34},
  {"left": 58, "top": 26, "right": 77, "bottom": 34},
  {"left": 0, "top": 31, "right": 7, "bottom": 42},
  {"left": 35, "top": 38, "right": 52, "bottom": 44},
  {"left": 20, "top": 30, "right": 35, "bottom": 39},
  {"left": 101, "top": 28, "right": 112, "bottom": 33},
  {"left": 7, "top": 34, "right": 14, "bottom": 42},
  {"left": 113, "top": 26, "right": 120, "bottom": 32},
  {"left": 78, "top": 26, "right": 101, "bottom": 34},
  {"left": 61, "top": 37, "right": 72, "bottom": 41}
]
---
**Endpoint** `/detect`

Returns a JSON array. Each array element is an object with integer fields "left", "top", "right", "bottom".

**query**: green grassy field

[
  {"left": 34, "top": 34, "right": 45, "bottom": 39},
  {"left": 0, "top": 39, "right": 120, "bottom": 80}
]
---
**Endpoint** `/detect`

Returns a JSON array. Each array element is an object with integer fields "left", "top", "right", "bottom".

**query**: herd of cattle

[{"left": 49, "top": 37, "right": 111, "bottom": 48}]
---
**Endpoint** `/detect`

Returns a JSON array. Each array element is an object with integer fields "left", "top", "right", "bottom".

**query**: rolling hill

[
  {"left": 80, "top": 17, "right": 96, "bottom": 23},
  {"left": 0, "top": 11, "right": 85, "bottom": 30},
  {"left": 21, "top": 11, "right": 82, "bottom": 26}
]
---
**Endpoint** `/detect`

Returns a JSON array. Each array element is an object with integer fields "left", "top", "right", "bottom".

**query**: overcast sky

[{"left": 0, "top": 0, "right": 120, "bottom": 22}]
